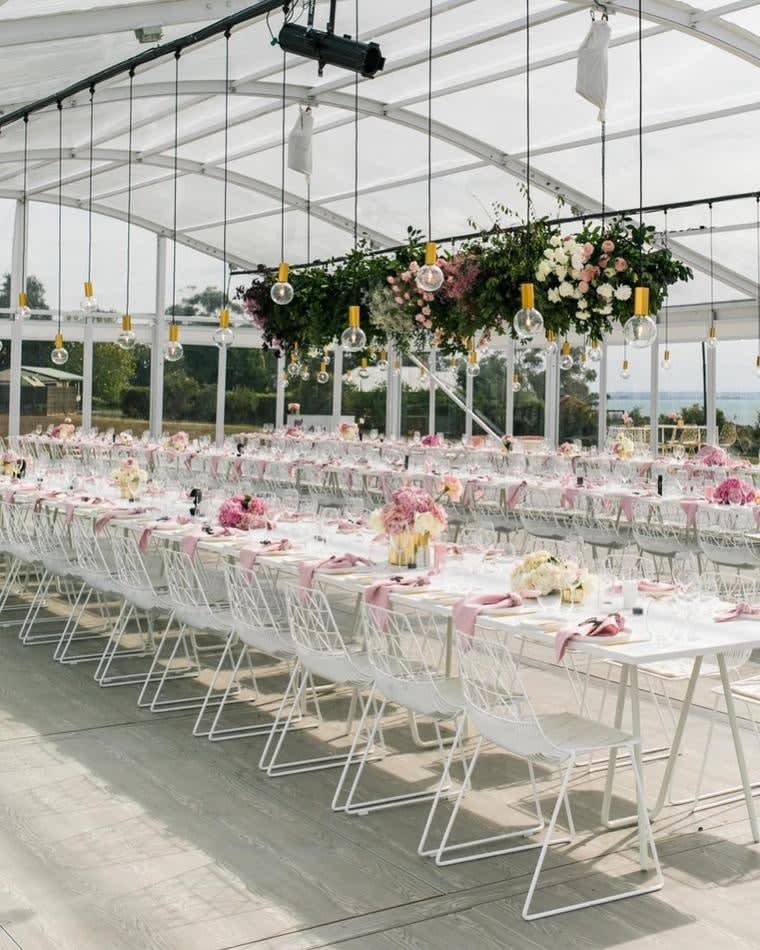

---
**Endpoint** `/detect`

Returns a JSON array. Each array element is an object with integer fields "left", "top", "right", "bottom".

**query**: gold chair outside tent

[{"left": 719, "top": 422, "right": 737, "bottom": 450}]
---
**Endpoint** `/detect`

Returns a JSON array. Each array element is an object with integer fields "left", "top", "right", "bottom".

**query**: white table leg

[
  {"left": 601, "top": 664, "right": 630, "bottom": 827},
  {"left": 628, "top": 667, "right": 652, "bottom": 868},
  {"left": 718, "top": 653, "right": 760, "bottom": 843}
]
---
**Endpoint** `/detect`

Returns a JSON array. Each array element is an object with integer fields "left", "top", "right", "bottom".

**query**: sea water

[{"left": 606, "top": 391, "right": 759, "bottom": 425}]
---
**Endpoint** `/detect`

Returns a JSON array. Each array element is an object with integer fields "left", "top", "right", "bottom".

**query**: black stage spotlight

[{"left": 278, "top": 23, "right": 385, "bottom": 78}]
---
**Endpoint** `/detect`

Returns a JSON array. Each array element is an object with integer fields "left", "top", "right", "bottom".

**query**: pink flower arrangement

[
  {"left": 166, "top": 431, "right": 189, "bottom": 451},
  {"left": 421, "top": 434, "right": 443, "bottom": 447},
  {"left": 370, "top": 487, "right": 447, "bottom": 537},
  {"left": 438, "top": 474, "right": 463, "bottom": 503},
  {"left": 287, "top": 402, "right": 301, "bottom": 414},
  {"left": 714, "top": 477, "right": 755, "bottom": 505},
  {"left": 697, "top": 444, "right": 730, "bottom": 467},
  {"left": 439, "top": 254, "right": 480, "bottom": 303},
  {"left": 558, "top": 442, "right": 577, "bottom": 456},
  {"left": 338, "top": 422, "right": 359, "bottom": 441},
  {"left": 622, "top": 412, "right": 633, "bottom": 427},
  {"left": 49, "top": 421, "right": 75, "bottom": 440},
  {"left": 218, "top": 494, "right": 268, "bottom": 530},
  {"left": 285, "top": 426, "right": 302, "bottom": 437}
]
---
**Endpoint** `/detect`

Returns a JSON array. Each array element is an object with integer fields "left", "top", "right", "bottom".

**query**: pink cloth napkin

[
  {"left": 560, "top": 487, "right": 579, "bottom": 509},
  {"left": 680, "top": 499, "right": 700, "bottom": 528},
  {"left": 609, "top": 580, "right": 676, "bottom": 595},
  {"left": 715, "top": 602, "right": 760, "bottom": 622},
  {"left": 453, "top": 592, "right": 523, "bottom": 638},
  {"left": 555, "top": 613, "right": 626, "bottom": 662},
  {"left": 298, "top": 553, "right": 374, "bottom": 601},
  {"left": 364, "top": 573, "right": 432, "bottom": 625},
  {"left": 94, "top": 507, "right": 149, "bottom": 535},
  {"left": 506, "top": 481, "right": 527, "bottom": 511},
  {"left": 138, "top": 516, "right": 192, "bottom": 552},
  {"left": 334, "top": 518, "right": 367, "bottom": 532},
  {"left": 239, "top": 538, "right": 292, "bottom": 575},
  {"left": 181, "top": 526, "right": 238, "bottom": 561},
  {"left": 619, "top": 495, "right": 635, "bottom": 521},
  {"left": 276, "top": 511, "right": 313, "bottom": 522}
]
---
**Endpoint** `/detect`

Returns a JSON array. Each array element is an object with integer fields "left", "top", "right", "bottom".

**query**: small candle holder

[{"left": 561, "top": 586, "right": 586, "bottom": 605}]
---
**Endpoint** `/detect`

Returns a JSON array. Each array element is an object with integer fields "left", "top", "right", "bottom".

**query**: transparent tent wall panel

[
  {"left": 162, "top": 343, "right": 218, "bottom": 438},
  {"left": 559, "top": 347, "right": 600, "bottom": 447},
  {"left": 715, "top": 338, "right": 760, "bottom": 459},
  {"left": 225, "top": 347, "right": 280, "bottom": 433},
  {"left": 91, "top": 340, "right": 151, "bottom": 437},
  {"left": 514, "top": 349, "right": 546, "bottom": 438},
  {"left": 341, "top": 353, "right": 385, "bottom": 434},
  {"left": 19, "top": 338, "right": 82, "bottom": 435}
]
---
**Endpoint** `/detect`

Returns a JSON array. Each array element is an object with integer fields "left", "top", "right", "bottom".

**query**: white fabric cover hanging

[
  {"left": 576, "top": 19, "right": 611, "bottom": 122},
  {"left": 288, "top": 106, "right": 314, "bottom": 177}
]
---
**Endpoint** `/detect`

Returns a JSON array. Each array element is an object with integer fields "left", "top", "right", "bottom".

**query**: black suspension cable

[
  {"left": 170, "top": 51, "right": 180, "bottom": 325},
  {"left": 709, "top": 200, "right": 715, "bottom": 333},
  {"left": 353, "top": 0, "right": 359, "bottom": 250},
  {"left": 756, "top": 196, "right": 760, "bottom": 353},
  {"left": 525, "top": 0, "right": 531, "bottom": 235},
  {"left": 57, "top": 101, "right": 63, "bottom": 334},
  {"left": 125, "top": 68, "right": 135, "bottom": 318},
  {"left": 87, "top": 87, "right": 95, "bottom": 285},
  {"left": 221, "top": 29, "right": 231, "bottom": 307},
  {"left": 279, "top": 52, "right": 286, "bottom": 263},
  {"left": 426, "top": 0, "right": 433, "bottom": 242},
  {"left": 637, "top": 0, "right": 643, "bottom": 279},
  {"left": 663, "top": 208, "right": 669, "bottom": 350},
  {"left": 20, "top": 114, "right": 28, "bottom": 301}
]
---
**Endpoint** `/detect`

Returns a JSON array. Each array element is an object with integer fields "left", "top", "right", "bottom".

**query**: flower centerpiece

[
  {"left": 697, "top": 444, "right": 730, "bottom": 467},
  {"left": 218, "top": 494, "right": 269, "bottom": 530},
  {"left": 284, "top": 426, "right": 302, "bottom": 438},
  {"left": 612, "top": 434, "right": 635, "bottom": 459},
  {"left": 511, "top": 551, "right": 588, "bottom": 600},
  {"left": 165, "top": 431, "right": 189, "bottom": 452},
  {"left": 112, "top": 457, "right": 146, "bottom": 500},
  {"left": 559, "top": 441, "right": 577, "bottom": 457},
  {"left": 622, "top": 412, "right": 633, "bottom": 428},
  {"left": 421, "top": 434, "right": 443, "bottom": 448},
  {"left": 369, "top": 486, "right": 447, "bottom": 567},
  {"left": 714, "top": 477, "right": 755, "bottom": 506},
  {"left": 287, "top": 402, "right": 301, "bottom": 414},
  {"left": 1, "top": 450, "right": 21, "bottom": 477},
  {"left": 117, "top": 431, "right": 134, "bottom": 446},
  {"left": 50, "top": 417, "right": 75, "bottom": 441},
  {"left": 338, "top": 421, "right": 359, "bottom": 442}
]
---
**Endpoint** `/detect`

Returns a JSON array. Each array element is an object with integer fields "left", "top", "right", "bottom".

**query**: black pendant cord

[
  {"left": 279, "top": 52, "right": 286, "bottom": 263},
  {"left": 637, "top": 0, "right": 644, "bottom": 281},
  {"left": 307, "top": 178, "right": 311, "bottom": 262},
  {"left": 663, "top": 208, "right": 669, "bottom": 350},
  {"left": 353, "top": 0, "right": 359, "bottom": 251},
  {"left": 20, "top": 114, "right": 28, "bottom": 300},
  {"left": 125, "top": 68, "right": 135, "bottom": 318},
  {"left": 524, "top": 0, "right": 531, "bottom": 274},
  {"left": 221, "top": 29, "right": 231, "bottom": 308},
  {"left": 708, "top": 201, "right": 715, "bottom": 333},
  {"left": 57, "top": 101, "right": 63, "bottom": 335},
  {"left": 170, "top": 51, "right": 180, "bottom": 326},
  {"left": 756, "top": 195, "right": 760, "bottom": 353},
  {"left": 426, "top": 0, "right": 433, "bottom": 243},
  {"left": 87, "top": 87, "right": 95, "bottom": 285}
]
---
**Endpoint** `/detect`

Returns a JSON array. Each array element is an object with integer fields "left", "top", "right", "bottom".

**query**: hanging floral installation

[{"left": 236, "top": 210, "right": 692, "bottom": 357}]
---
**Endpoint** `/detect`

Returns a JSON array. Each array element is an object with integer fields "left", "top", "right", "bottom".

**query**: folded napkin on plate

[
  {"left": 453, "top": 592, "right": 524, "bottom": 638},
  {"left": 364, "top": 573, "right": 432, "bottom": 624},
  {"left": 555, "top": 613, "right": 626, "bottom": 662},
  {"left": 181, "top": 526, "right": 240, "bottom": 561},
  {"left": 95, "top": 507, "right": 150, "bottom": 534},
  {"left": 276, "top": 511, "right": 314, "bottom": 522},
  {"left": 609, "top": 579, "right": 676, "bottom": 595},
  {"left": 333, "top": 517, "right": 367, "bottom": 532},
  {"left": 239, "top": 538, "right": 292, "bottom": 575},
  {"left": 298, "top": 553, "right": 374, "bottom": 601},
  {"left": 715, "top": 602, "right": 760, "bottom": 622},
  {"left": 138, "top": 515, "right": 192, "bottom": 552}
]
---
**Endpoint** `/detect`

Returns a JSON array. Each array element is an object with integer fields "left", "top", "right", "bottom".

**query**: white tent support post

[
  {"left": 81, "top": 318, "right": 93, "bottom": 431},
  {"left": 427, "top": 348, "right": 437, "bottom": 436},
  {"left": 215, "top": 343, "right": 226, "bottom": 448},
  {"left": 149, "top": 236, "right": 167, "bottom": 439},
  {"left": 706, "top": 338, "right": 718, "bottom": 445},
  {"left": 8, "top": 199, "right": 24, "bottom": 439},
  {"left": 331, "top": 346, "right": 343, "bottom": 431},
  {"left": 598, "top": 342, "right": 608, "bottom": 449},
  {"left": 650, "top": 341, "right": 660, "bottom": 458},
  {"left": 544, "top": 348, "right": 559, "bottom": 449},
  {"left": 385, "top": 341, "right": 398, "bottom": 438},
  {"left": 505, "top": 340, "right": 515, "bottom": 436},
  {"left": 465, "top": 366, "right": 474, "bottom": 439},
  {"left": 275, "top": 352, "right": 285, "bottom": 428},
  {"left": 406, "top": 352, "right": 503, "bottom": 445}
]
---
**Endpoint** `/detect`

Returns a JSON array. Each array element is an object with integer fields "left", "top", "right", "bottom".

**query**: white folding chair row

[{"left": 696, "top": 504, "right": 760, "bottom": 570}]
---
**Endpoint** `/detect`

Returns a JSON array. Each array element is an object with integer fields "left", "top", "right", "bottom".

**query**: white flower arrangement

[{"left": 511, "top": 551, "right": 588, "bottom": 596}]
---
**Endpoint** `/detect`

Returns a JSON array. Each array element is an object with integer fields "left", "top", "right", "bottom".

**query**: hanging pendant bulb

[
  {"left": 513, "top": 282, "right": 544, "bottom": 339},
  {"left": 392, "top": 358, "right": 402, "bottom": 377},
  {"left": 80, "top": 280, "right": 98, "bottom": 315},
  {"left": 376, "top": 349, "right": 388, "bottom": 372},
  {"left": 588, "top": 338, "right": 602, "bottom": 363},
  {"left": 287, "top": 349, "right": 302, "bottom": 377},
  {"left": 51, "top": 332, "right": 69, "bottom": 367},
  {"left": 559, "top": 340, "right": 574, "bottom": 371},
  {"left": 466, "top": 350, "right": 480, "bottom": 378},
  {"left": 15, "top": 292, "right": 30, "bottom": 321},
  {"left": 213, "top": 307, "right": 234, "bottom": 348},
  {"left": 271, "top": 262, "right": 294, "bottom": 306},
  {"left": 341, "top": 305, "right": 367, "bottom": 351},
  {"left": 419, "top": 368, "right": 430, "bottom": 390},
  {"left": 316, "top": 361, "right": 330, "bottom": 384},
  {"left": 620, "top": 358, "right": 631, "bottom": 380},
  {"left": 164, "top": 323, "right": 183, "bottom": 362},
  {"left": 358, "top": 357, "right": 370, "bottom": 379},
  {"left": 117, "top": 314, "right": 136, "bottom": 350},
  {"left": 512, "top": 372, "right": 522, "bottom": 393},
  {"left": 705, "top": 325, "right": 718, "bottom": 350},
  {"left": 544, "top": 329, "right": 558, "bottom": 356},
  {"left": 532, "top": 349, "right": 547, "bottom": 373},
  {"left": 661, "top": 349, "right": 672, "bottom": 371},
  {"left": 344, "top": 369, "right": 354, "bottom": 383},
  {"left": 416, "top": 242, "right": 444, "bottom": 293},
  {"left": 623, "top": 287, "right": 657, "bottom": 348},
  {"left": 579, "top": 348, "right": 588, "bottom": 367},
  {"left": 299, "top": 364, "right": 311, "bottom": 382}
]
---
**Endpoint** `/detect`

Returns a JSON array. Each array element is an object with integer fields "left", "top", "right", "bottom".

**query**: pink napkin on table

[
  {"left": 680, "top": 499, "right": 700, "bottom": 528},
  {"left": 181, "top": 526, "right": 238, "bottom": 561},
  {"left": 453, "top": 592, "right": 523, "bottom": 638},
  {"left": 94, "top": 507, "right": 150, "bottom": 534},
  {"left": 334, "top": 518, "right": 367, "bottom": 532},
  {"left": 715, "top": 602, "right": 760, "bottom": 622},
  {"left": 619, "top": 495, "right": 635, "bottom": 521},
  {"left": 364, "top": 573, "right": 432, "bottom": 623},
  {"left": 298, "top": 553, "right": 374, "bottom": 601},
  {"left": 506, "top": 481, "right": 527, "bottom": 510},
  {"left": 276, "top": 511, "right": 313, "bottom": 522},
  {"left": 138, "top": 516, "right": 192, "bottom": 552},
  {"left": 560, "top": 486, "right": 579, "bottom": 509},
  {"left": 210, "top": 456, "right": 220, "bottom": 477},
  {"left": 63, "top": 496, "right": 106, "bottom": 524},
  {"left": 609, "top": 579, "right": 676, "bottom": 594},
  {"left": 239, "top": 538, "right": 292, "bottom": 575},
  {"left": 33, "top": 490, "right": 66, "bottom": 513},
  {"left": 554, "top": 613, "right": 626, "bottom": 662}
]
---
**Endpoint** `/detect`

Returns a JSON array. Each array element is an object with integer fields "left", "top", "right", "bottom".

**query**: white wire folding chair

[
  {"left": 696, "top": 503, "right": 760, "bottom": 570},
  {"left": 432, "top": 629, "right": 662, "bottom": 921},
  {"left": 519, "top": 486, "right": 573, "bottom": 547},
  {"left": 631, "top": 498, "right": 694, "bottom": 574}
]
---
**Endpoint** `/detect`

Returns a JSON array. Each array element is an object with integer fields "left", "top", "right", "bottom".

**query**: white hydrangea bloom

[
  {"left": 559, "top": 281, "right": 574, "bottom": 298},
  {"left": 614, "top": 284, "right": 633, "bottom": 301},
  {"left": 596, "top": 283, "right": 614, "bottom": 300}
]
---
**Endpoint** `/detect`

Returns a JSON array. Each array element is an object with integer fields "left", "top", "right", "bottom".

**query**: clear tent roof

[{"left": 0, "top": 0, "right": 758, "bottom": 307}]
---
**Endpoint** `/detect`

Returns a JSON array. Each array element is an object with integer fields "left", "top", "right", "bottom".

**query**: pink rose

[
  {"left": 387, "top": 275, "right": 396, "bottom": 285},
  {"left": 578, "top": 280, "right": 589, "bottom": 294},
  {"left": 582, "top": 242, "right": 594, "bottom": 259},
  {"left": 415, "top": 314, "right": 426, "bottom": 323},
  {"left": 580, "top": 267, "right": 595, "bottom": 282},
  {"left": 394, "top": 296, "right": 404, "bottom": 305},
  {"left": 602, "top": 239, "right": 615, "bottom": 253},
  {"left": 598, "top": 254, "right": 609, "bottom": 267},
  {"left": 614, "top": 257, "right": 627, "bottom": 272},
  {"left": 422, "top": 306, "right": 431, "bottom": 316},
  {"left": 404, "top": 293, "right": 411, "bottom": 301},
  {"left": 423, "top": 292, "right": 435, "bottom": 302},
  {"left": 424, "top": 320, "right": 432, "bottom": 329}
]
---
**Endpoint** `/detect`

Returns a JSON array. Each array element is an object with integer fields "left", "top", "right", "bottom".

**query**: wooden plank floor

[{"left": 0, "top": 612, "right": 760, "bottom": 949}]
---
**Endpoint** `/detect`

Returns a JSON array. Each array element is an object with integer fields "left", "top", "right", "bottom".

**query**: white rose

[
  {"left": 368, "top": 510, "right": 384, "bottom": 532},
  {"left": 555, "top": 266, "right": 567, "bottom": 281},
  {"left": 570, "top": 254, "right": 584, "bottom": 271},
  {"left": 596, "top": 283, "right": 614, "bottom": 300},
  {"left": 614, "top": 284, "right": 633, "bottom": 301},
  {"left": 577, "top": 298, "right": 588, "bottom": 310},
  {"left": 547, "top": 288, "right": 561, "bottom": 303},
  {"left": 543, "top": 249, "right": 554, "bottom": 259},
  {"left": 597, "top": 304, "right": 613, "bottom": 316},
  {"left": 576, "top": 311, "right": 588, "bottom": 321},
  {"left": 536, "top": 260, "right": 551, "bottom": 281},
  {"left": 559, "top": 281, "right": 574, "bottom": 298},
  {"left": 570, "top": 268, "right": 581, "bottom": 280},
  {"left": 415, "top": 511, "right": 442, "bottom": 537},
  {"left": 604, "top": 267, "right": 615, "bottom": 278}
]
